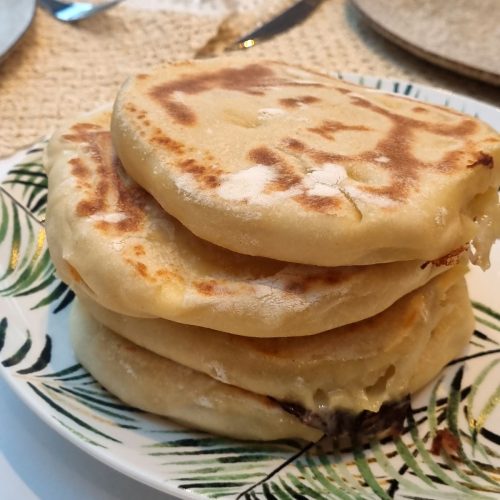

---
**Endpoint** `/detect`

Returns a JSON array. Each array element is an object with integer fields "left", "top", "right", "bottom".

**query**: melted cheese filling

[{"left": 468, "top": 187, "right": 500, "bottom": 270}]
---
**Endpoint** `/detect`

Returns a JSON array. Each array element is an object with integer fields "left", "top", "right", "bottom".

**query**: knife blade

[{"left": 227, "top": 0, "right": 326, "bottom": 51}]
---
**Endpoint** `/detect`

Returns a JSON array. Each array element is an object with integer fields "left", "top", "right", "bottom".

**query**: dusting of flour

[
  {"left": 217, "top": 165, "right": 275, "bottom": 202},
  {"left": 196, "top": 396, "right": 214, "bottom": 409},
  {"left": 208, "top": 361, "right": 228, "bottom": 384},
  {"left": 258, "top": 108, "right": 286, "bottom": 120},
  {"left": 303, "top": 163, "right": 347, "bottom": 197},
  {"left": 434, "top": 207, "right": 448, "bottom": 226},
  {"left": 119, "top": 359, "right": 137, "bottom": 379},
  {"left": 216, "top": 165, "right": 302, "bottom": 206},
  {"left": 90, "top": 212, "right": 128, "bottom": 223},
  {"left": 178, "top": 159, "right": 397, "bottom": 210}
]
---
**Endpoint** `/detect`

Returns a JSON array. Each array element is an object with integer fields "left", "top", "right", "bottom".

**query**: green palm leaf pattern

[
  {"left": 2, "top": 302, "right": 496, "bottom": 498},
  {"left": 229, "top": 302, "right": 500, "bottom": 499},
  {"left": 0, "top": 143, "right": 74, "bottom": 312},
  {"left": 2, "top": 144, "right": 48, "bottom": 219},
  {"left": 0, "top": 317, "right": 139, "bottom": 446},
  {"left": 0, "top": 316, "right": 304, "bottom": 490},
  {"left": 146, "top": 437, "right": 312, "bottom": 498}
]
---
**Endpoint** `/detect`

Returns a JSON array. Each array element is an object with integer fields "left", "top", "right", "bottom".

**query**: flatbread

[
  {"left": 70, "top": 301, "right": 322, "bottom": 442},
  {"left": 45, "top": 108, "right": 451, "bottom": 337},
  {"left": 111, "top": 56, "right": 500, "bottom": 267},
  {"left": 77, "top": 267, "right": 473, "bottom": 414}
]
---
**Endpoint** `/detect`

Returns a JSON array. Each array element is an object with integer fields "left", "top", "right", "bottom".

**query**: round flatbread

[
  {"left": 111, "top": 57, "right": 500, "bottom": 267},
  {"left": 45, "top": 108, "right": 451, "bottom": 337},
  {"left": 78, "top": 267, "right": 473, "bottom": 415},
  {"left": 70, "top": 301, "right": 322, "bottom": 442}
]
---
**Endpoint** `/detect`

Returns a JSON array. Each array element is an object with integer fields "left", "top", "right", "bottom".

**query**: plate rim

[{"left": 0, "top": 348, "right": 203, "bottom": 500}]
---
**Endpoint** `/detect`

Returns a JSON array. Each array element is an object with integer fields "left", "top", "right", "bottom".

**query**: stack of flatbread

[{"left": 45, "top": 57, "right": 500, "bottom": 442}]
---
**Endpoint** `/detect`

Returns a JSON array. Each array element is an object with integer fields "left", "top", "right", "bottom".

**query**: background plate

[
  {"left": 0, "top": 76, "right": 499, "bottom": 499},
  {"left": 0, "top": 0, "right": 36, "bottom": 63},
  {"left": 352, "top": 0, "right": 500, "bottom": 86}
]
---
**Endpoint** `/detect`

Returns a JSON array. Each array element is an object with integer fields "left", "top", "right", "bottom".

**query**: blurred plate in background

[
  {"left": 0, "top": 0, "right": 36, "bottom": 62},
  {"left": 352, "top": 0, "right": 500, "bottom": 86}
]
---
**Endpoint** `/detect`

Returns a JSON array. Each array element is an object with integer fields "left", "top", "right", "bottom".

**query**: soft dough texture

[
  {"left": 45, "top": 108, "right": 452, "bottom": 337},
  {"left": 77, "top": 268, "right": 474, "bottom": 414},
  {"left": 111, "top": 57, "right": 500, "bottom": 267},
  {"left": 70, "top": 302, "right": 322, "bottom": 442}
]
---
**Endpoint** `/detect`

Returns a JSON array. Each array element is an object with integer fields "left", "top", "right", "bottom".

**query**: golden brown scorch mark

[
  {"left": 155, "top": 269, "right": 177, "bottom": 280},
  {"left": 123, "top": 258, "right": 154, "bottom": 282},
  {"left": 348, "top": 95, "right": 480, "bottom": 201},
  {"left": 467, "top": 151, "right": 493, "bottom": 169},
  {"left": 124, "top": 105, "right": 187, "bottom": 155},
  {"left": 151, "top": 131, "right": 186, "bottom": 155},
  {"left": 334, "top": 87, "right": 352, "bottom": 95},
  {"left": 66, "top": 263, "right": 83, "bottom": 284},
  {"left": 124, "top": 263, "right": 184, "bottom": 285},
  {"left": 133, "top": 261, "right": 148, "bottom": 278},
  {"left": 194, "top": 280, "right": 236, "bottom": 297},
  {"left": 148, "top": 63, "right": 327, "bottom": 126},
  {"left": 248, "top": 147, "right": 301, "bottom": 191},
  {"left": 349, "top": 94, "right": 479, "bottom": 139},
  {"left": 279, "top": 95, "right": 320, "bottom": 108},
  {"left": 62, "top": 123, "right": 101, "bottom": 141},
  {"left": 282, "top": 136, "right": 346, "bottom": 165},
  {"left": 303, "top": 94, "right": 481, "bottom": 202},
  {"left": 293, "top": 193, "right": 340, "bottom": 213},
  {"left": 283, "top": 269, "right": 351, "bottom": 294},
  {"left": 248, "top": 145, "right": 341, "bottom": 213},
  {"left": 139, "top": 62, "right": 493, "bottom": 214},
  {"left": 420, "top": 246, "right": 467, "bottom": 269},
  {"left": 69, "top": 158, "right": 90, "bottom": 180},
  {"left": 253, "top": 87, "right": 487, "bottom": 211},
  {"left": 307, "top": 120, "right": 371, "bottom": 141},
  {"left": 178, "top": 158, "right": 223, "bottom": 189},
  {"left": 64, "top": 123, "right": 147, "bottom": 233},
  {"left": 281, "top": 90, "right": 485, "bottom": 206},
  {"left": 133, "top": 245, "right": 146, "bottom": 257}
]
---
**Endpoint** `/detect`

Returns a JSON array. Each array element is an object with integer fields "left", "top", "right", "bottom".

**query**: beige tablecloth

[{"left": 1, "top": 0, "right": 498, "bottom": 158}]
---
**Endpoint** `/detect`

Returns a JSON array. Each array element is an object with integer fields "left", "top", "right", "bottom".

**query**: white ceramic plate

[
  {"left": 351, "top": 0, "right": 500, "bottom": 86},
  {"left": 0, "top": 0, "right": 36, "bottom": 63},
  {"left": 1, "top": 76, "right": 499, "bottom": 499}
]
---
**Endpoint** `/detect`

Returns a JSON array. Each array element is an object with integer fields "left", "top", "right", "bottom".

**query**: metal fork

[{"left": 38, "top": 0, "right": 124, "bottom": 22}]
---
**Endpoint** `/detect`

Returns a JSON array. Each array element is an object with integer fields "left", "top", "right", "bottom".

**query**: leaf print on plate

[
  {"left": 239, "top": 332, "right": 500, "bottom": 499},
  {"left": 0, "top": 77, "right": 499, "bottom": 499},
  {"left": 1, "top": 143, "right": 48, "bottom": 220},
  {"left": 0, "top": 145, "right": 74, "bottom": 312}
]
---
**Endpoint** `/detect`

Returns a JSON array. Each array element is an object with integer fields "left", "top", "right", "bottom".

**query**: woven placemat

[
  {"left": 237, "top": 0, "right": 500, "bottom": 107},
  {"left": 0, "top": 5, "right": 225, "bottom": 157},
  {"left": 0, "top": 0, "right": 298, "bottom": 157},
  {"left": 1, "top": 0, "right": 498, "bottom": 157}
]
